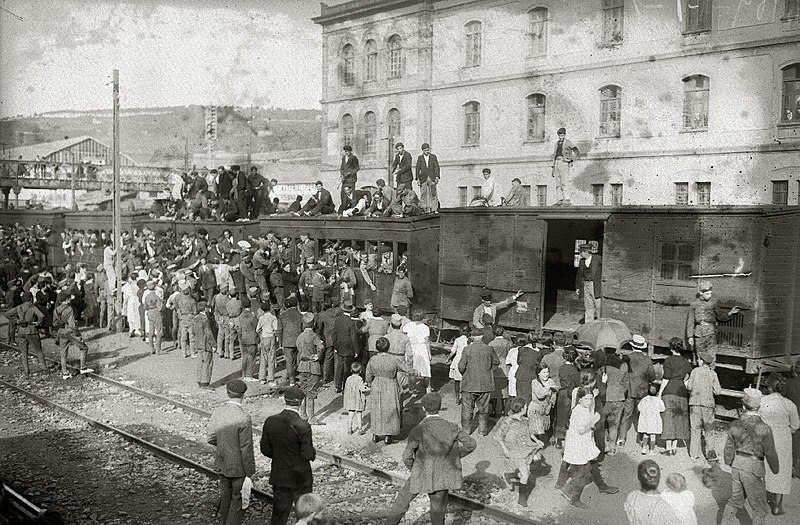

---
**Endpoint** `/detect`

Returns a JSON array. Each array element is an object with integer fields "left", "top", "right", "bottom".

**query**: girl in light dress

[
  {"left": 343, "top": 362, "right": 369, "bottom": 434},
  {"left": 637, "top": 383, "right": 666, "bottom": 455},
  {"left": 447, "top": 324, "right": 470, "bottom": 405},
  {"left": 660, "top": 473, "right": 698, "bottom": 525},
  {"left": 496, "top": 397, "right": 544, "bottom": 489}
]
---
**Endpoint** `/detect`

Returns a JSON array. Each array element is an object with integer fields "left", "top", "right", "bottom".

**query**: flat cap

[
  {"left": 420, "top": 392, "right": 442, "bottom": 413},
  {"left": 227, "top": 379, "right": 247, "bottom": 396},
  {"left": 283, "top": 385, "right": 305, "bottom": 405},
  {"left": 390, "top": 313, "right": 403, "bottom": 326},
  {"left": 699, "top": 280, "right": 713, "bottom": 292}
]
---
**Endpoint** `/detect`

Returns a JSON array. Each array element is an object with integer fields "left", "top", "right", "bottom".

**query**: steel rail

[
  {"left": 3, "top": 483, "right": 44, "bottom": 519},
  {"left": 1, "top": 341, "right": 541, "bottom": 524},
  {"left": 0, "top": 378, "right": 273, "bottom": 503}
]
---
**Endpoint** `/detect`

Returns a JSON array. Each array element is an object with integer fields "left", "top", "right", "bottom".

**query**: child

[
  {"left": 343, "top": 362, "right": 369, "bottom": 434},
  {"left": 296, "top": 492, "right": 326, "bottom": 525},
  {"left": 447, "top": 324, "right": 470, "bottom": 405},
  {"left": 637, "top": 383, "right": 666, "bottom": 455},
  {"left": 495, "top": 397, "right": 544, "bottom": 489},
  {"left": 661, "top": 473, "right": 698, "bottom": 525}
]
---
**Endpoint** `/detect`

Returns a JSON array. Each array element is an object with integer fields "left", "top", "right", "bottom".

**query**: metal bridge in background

[{"left": 0, "top": 160, "right": 175, "bottom": 192}]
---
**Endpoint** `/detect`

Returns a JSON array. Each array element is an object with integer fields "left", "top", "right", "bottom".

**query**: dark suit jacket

[
  {"left": 458, "top": 341, "right": 500, "bottom": 393},
  {"left": 277, "top": 307, "right": 303, "bottom": 348},
  {"left": 575, "top": 254, "right": 602, "bottom": 298},
  {"left": 332, "top": 314, "right": 358, "bottom": 356},
  {"left": 625, "top": 350, "right": 655, "bottom": 399},
  {"left": 260, "top": 409, "right": 316, "bottom": 488},
  {"left": 366, "top": 193, "right": 391, "bottom": 215},
  {"left": 404, "top": 416, "right": 476, "bottom": 494},
  {"left": 340, "top": 154, "right": 359, "bottom": 184},
  {"left": 207, "top": 401, "right": 256, "bottom": 478},
  {"left": 338, "top": 190, "right": 371, "bottom": 215},
  {"left": 391, "top": 151, "right": 413, "bottom": 186},
  {"left": 310, "top": 188, "right": 335, "bottom": 215},
  {"left": 415, "top": 153, "right": 440, "bottom": 183}
]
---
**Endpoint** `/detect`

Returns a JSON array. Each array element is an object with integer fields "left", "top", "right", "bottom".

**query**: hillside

[{"left": 0, "top": 106, "right": 323, "bottom": 166}]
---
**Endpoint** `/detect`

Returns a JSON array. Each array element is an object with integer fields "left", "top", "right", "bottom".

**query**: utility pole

[
  {"left": 112, "top": 69, "right": 122, "bottom": 332},
  {"left": 247, "top": 105, "right": 254, "bottom": 174}
]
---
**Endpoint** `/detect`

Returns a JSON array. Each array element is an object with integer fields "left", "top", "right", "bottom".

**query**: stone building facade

[{"left": 314, "top": 0, "right": 800, "bottom": 207}]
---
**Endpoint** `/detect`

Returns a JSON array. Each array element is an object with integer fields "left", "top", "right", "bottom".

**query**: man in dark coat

[
  {"left": 277, "top": 296, "right": 303, "bottom": 385},
  {"left": 458, "top": 332, "right": 500, "bottom": 436},
  {"left": 415, "top": 143, "right": 440, "bottom": 213},
  {"left": 331, "top": 302, "right": 359, "bottom": 392},
  {"left": 391, "top": 142, "right": 413, "bottom": 190},
  {"left": 6, "top": 291, "right": 46, "bottom": 375},
  {"left": 193, "top": 300, "right": 215, "bottom": 388},
  {"left": 340, "top": 145, "right": 359, "bottom": 205},
  {"left": 619, "top": 335, "right": 655, "bottom": 446},
  {"left": 260, "top": 386, "right": 316, "bottom": 525},
  {"left": 207, "top": 379, "right": 255, "bottom": 525},
  {"left": 231, "top": 165, "right": 249, "bottom": 220},
  {"left": 217, "top": 166, "right": 233, "bottom": 202},
  {"left": 575, "top": 243, "right": 601, "bottom": 323},
  {"left": 385, "top": 392, "right": 476, "bottom": 525},
  {"left": 300, "top": 181, "right": 335, "bottom": 216}
]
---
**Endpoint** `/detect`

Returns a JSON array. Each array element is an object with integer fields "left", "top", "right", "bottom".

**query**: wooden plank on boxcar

[{"left": 499, "top": 216, "right": 546, "bottom": 328}]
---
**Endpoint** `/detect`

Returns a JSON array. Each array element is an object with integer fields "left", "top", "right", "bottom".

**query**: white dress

[
  {"left": 122, "top": 281, "right": 141, "bottom": 333},
  {"left": 449, "top": 335, "right": 468, "bottom": 381},
  {"left": 563, "top": 404, "right": 600, "bottom": 465},
  {"left": 759, "top": 393, "right": 800, "bottom": 494},
  {"left": 403, "top": 321, "right": 431, "bottom": 378},
  {"left": 506, "top": 346, "right": 520, "bottom": 397},
  {"left": 637, "top": 395, "right": 666, "bottom": 435}
]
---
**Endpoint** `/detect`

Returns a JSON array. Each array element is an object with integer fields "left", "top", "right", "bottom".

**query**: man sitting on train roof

[
  {"left": 295, "top": 181, "right": 335, "bottom": 217},
  {"left": 338, "top": 184, "right": 371, "bottom": 218},
  {"left": 472, "top": 289, "right": 525, "bottom": 331},
  {"left": 366, "top": 185, "right": 391, "bottom": 217},
  {"left": 384, "top": 186, "right": 421, "bottom": 218}
]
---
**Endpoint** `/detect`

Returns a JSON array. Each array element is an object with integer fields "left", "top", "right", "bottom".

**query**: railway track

[
  {"left": 0, "top": 340, "right": 541, "bottom": 524},
  {"left": 2, "top": 483, "right": 45, "bottom": 521}
]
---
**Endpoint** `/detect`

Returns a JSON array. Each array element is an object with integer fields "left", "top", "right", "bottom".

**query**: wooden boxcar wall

[
  {"left": 439, "top": 209, "right": 545, "bottom": 329},
  {"left": 758, "top": 210, "right": 800, "bottom": 361},
  {"left": 139, "top": 219, "right": 260, "bottom": 242}
]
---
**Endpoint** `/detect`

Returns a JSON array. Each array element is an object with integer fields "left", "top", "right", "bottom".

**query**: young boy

[{"left": 496, "top": 397, "right": 544, "bottom": 488}]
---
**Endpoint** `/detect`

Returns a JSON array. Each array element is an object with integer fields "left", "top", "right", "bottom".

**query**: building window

[
  {"left": 526, "top": 94, "right": 546, "bottom": 142},
  {"left": 683, "top": 75, "right": 710, "bottom": 130},
  {"left": 364, "top": 111, "right": 377, "bottom": 157},
  {"left": 660, "top": 242, "right": 695, "bottom": 281},
  {"left": 459, "top": 186, "right": 469, "bottom": 207},
  {"left": 364, "top": 40, "right": 377, "bottom": 82},
  {"left": 464, "top": 101, "right": 480, "bottom": 146},
  {"left": 522, "top": 185, "right": 532, "bottom": 206},
  {"left": 465, "top": 21, "right": 482, "bottom": 67},
  {"left": 675, "top": 182, "right": 689, "bottom": 205},
  {"left": 684, "top": 0, "right": 712, "bottom": 34},
  {"left": 602, "top": 0, "right": 624, "bottom": 45},
  {"left": 599, "top": 85, "right": 622, "bottom": 138},
  {"left": 472, "top": 186, "right": 482, "bottom": 199},
  {"left": 772, "top": 180, "right": 789, "bottom": 205},
  {"left": 781, "top": 64, "right": 800, "bottom": 123},
  {"left": 388, "top": 108, "right": 401, "bottom": 152},
  {"left": 388, "top": 35, "right": 403, "bottom": 79},
  {"left": 592, "top": 184, "right": 605, "bottom": 205},
  {"left": 611, "top": 183, "right": 623, "bottom": 205},
  {"left": 536, "top": 185, "right": 547, "bottom": 206},
  {"left": 785, "top": 0, "right": 800, "bottom": 19},
  {"left": 528, "top": 8, "right": 548, "bottom": 56},
  {"left": 697, "top": 182, "right": 711, "bottom": 205},
  {"left": 341, "top": 43, "right": 355, "bottom": 86},
  {"left": 341, "top": 114, "right": 354, "bottom": 148}
]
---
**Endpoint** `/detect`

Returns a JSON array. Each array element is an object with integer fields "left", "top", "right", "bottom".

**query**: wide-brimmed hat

[
  {"left": 630, "top": 335, "right": 647, "bottom": 350},
  {"left": 237, "top": 240, "right": 251, "bottom": 250}
]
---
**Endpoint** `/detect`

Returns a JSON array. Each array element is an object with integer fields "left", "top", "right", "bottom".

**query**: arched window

[
  {"left": 526, "top": 94, "right": 546, "bottom": 142},
  {"left": 599, "top": 85, "right": 622, "bottom": 137},
  {"left": 781, "top": 63, "right": 800, "bottom": 122},
  {"left": 341, "top": 44, "right": 355, "bottom": 86},
  {"left": 364, "top": 40, "right": 377, "bottom": 82},
  {"left": 388, "top": 109, "right": 401, "bottom": 151},
  {"left": 465, "top": 21, "right": 482, "bottom": 67},
  {"left": 364, "top": 111, "right": 377, "bottom": 157},
  {"left": 464, "top": 101, "right": 480, "bottom": 145},
  {"left": 682, "top": 75, "right": 709, "bottom": 130},
  {"left": 341, "top": 114, "right": 354, "bottom": 148},
  {"left": 528, "top": 8, "right": 548, "bottom": 56},
  {"left": 388, "top": 35, "right": 403, "bottom": 79}
]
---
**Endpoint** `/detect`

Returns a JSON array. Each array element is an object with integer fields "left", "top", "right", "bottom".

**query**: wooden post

[{"left": 112, "top": 69, "right": 123, "bottom": 331}]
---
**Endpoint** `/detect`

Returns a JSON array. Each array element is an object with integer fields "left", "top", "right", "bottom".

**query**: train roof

[{"left": 439, "top": 205, "right": 800, "bottom": 219}]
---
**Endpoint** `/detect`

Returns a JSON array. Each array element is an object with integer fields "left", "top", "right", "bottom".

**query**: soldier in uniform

[
  {"left": 723, "top": 387, "right": 779, "bottom": 525},
  {"left": 251, "top": 241, "right": 271, "bottom": 297},
  {"left": 54, "top": 291, "right": 91, "bottom": 379},
  {"left": 143, "top": 280, "right": 164, "bottom": 355},
  {"left": 296, "top": 312, "right": 325, "bottom": 424},
  {"left": 193, "top": 300, "right": 216, "bottom": 388},
  {"left": 239, "top": 298, "right": 259, "bottom": 381},
  {"left": 4, "top": 278, "right": 23, "bottom": 343},
  {"left": 7, "top": 291, "right": 47, "bottom": 375},
  {"left": 175, "top": 284, "right": 197, "bottom": 358},
  {"left": 686, "top": 280, "right": 741, "bottom": 361},
  {"left": 226, "top": 287, "right": 243, "bottom": 360},
  {"left": 213, "top": 284, "right": 230, "bottom": 358}
]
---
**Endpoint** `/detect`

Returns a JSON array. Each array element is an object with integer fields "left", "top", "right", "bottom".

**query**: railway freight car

[
  {"left": 261, "top": 215, "right": 440, "bottom": 314},
  {"left": 438, "top": 206, "right": 800, "bottom": 380}
]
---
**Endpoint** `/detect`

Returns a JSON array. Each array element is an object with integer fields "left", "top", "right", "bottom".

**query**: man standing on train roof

[
  {"left": 552, "top": 127, "right": 578, "bottom": 206},
  {"left": 340, "top": 144, "right": 359, "bottom": 205},
  {"left": 415, "top": 143, "right": 440, "bottom": 213},
  {"left": 575, "top": 243, "right": 602, "bottom": 323},
  {"left": 686, "top": 280, "right": 741, "bottom": 361},
  {"left": 472, "top": 289, "right": 524, "bottom": 331},
  {"left": 391, "top": 142, "right": 413, "bottom": 190}
]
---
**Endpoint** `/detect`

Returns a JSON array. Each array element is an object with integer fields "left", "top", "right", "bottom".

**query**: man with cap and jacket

[
  {"left": 686, "top": 280, "right": 741, "bottom": 362},
  {"left": 724, "top": 387, "right": 779, "bottom": 525},
  {"left": 213, "top": 285, "right": 230, "bottom": 358},
  {"left": 618, "top": 334, "right": 655, "bottom": 448},
  {"left": 391, "top": 142, "right": 413, "bottom": 190},
  {"left": 552, "top": 127, "right": 578, "bottom": 205},
  {"left": 143, "top": 279, "right": 164, "bottom": 355},
  {"left": 296, "top": 312, "right": 325, "bottom": 424},
  {"left": 194, "top": 300, "right": 216, "bottom": 388},
  {"left": 278, "top": 296, "right": 303, "bottom": 386},
  {"left": 472, "top": 289, "right": 524, "bottom": 331},
  {"left": 575, "top": 243, "right": 601, "bottom": 323},
  {"left": 340, "top": 144, "right": 359, "bottom": 205},
  {"left": 415, "top": 143, "right": 440, "bottom": 213},
  {"left": 458, "top": 333, "right": 500, "bottom": 436},
  {"left": 54, "top": 290, "right": 91, "bottom": 379},
  {"left": 207, "top": 379, "right": 255, "bottom": 525},
  {"left": 176, "top": 284, "right": 198, "bottom": 358},
  {"left": 6, "top": 291, "right": 47, "bottom": 375},
  {"left": 261, "top": 386, "right": 316, "bottom": 525},
  {"left": 386, "top": 313, "right": 412, "bottom": 398},
  {"left": 686, "top": 350, "right": 721, "bottom": 461},
  {"left": 385, "top": 392, "right": 477, "bottom": 525},
  {"left": 226, "top": 287, "right": 242, "bottom": 360},
  {"left": 239, "top": 298, "right": 259, "bottom": 381},
  {"left": 332, "top": 301, "right": 359, "bottom": 393}
]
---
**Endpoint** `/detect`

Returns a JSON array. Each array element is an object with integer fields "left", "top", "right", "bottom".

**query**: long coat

[
  {"left": 260, "top": 409, "right": 316, "bottom": 488},
  {"left": 366, "top": 354, "right": 412, "bottom": 436},
  {"left": 207, "top": 402, "right": 256, "bottom": 479},
  {"left": 458, "top": 341, "right": 499, "bottom": 393},
  {"left": 625, "top": 350, "right": 655, "bottom": 400},
  {"left": 403, "top": 416, "right": 476, "bottom": 495}
]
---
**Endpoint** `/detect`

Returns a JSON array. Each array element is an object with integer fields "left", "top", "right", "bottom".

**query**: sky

[{"left": 0, "top": 0, "right": 324, "bottom": 117}]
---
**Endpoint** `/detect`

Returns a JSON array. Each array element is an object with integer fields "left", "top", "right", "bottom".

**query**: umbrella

[{"left": 574, "top": 318, "right": 632, "bottom": 351}]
